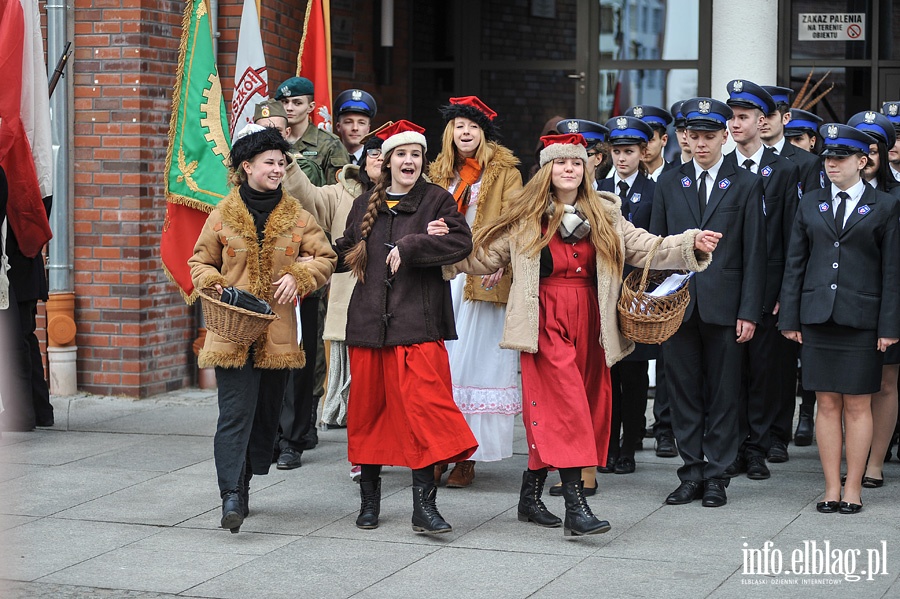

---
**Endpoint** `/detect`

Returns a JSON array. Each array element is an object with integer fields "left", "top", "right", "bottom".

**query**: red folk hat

[
  {"left": 538, "top": 133, "right": 589, "bottom": 167},
  {"left": 440, "top": 95, "right": 500, "bottom": 140},
  {"left": 378, "top": 119, "right": 428, "bottom": 154}
]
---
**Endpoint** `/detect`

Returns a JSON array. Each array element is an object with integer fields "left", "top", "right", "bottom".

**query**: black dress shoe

[
  {"left": 839, "top": 501, "right": 863, "bottom": 514},
  {"left": 746, "top": 455, "right": 771, "bottom": 480},
  {"left": 723, "top": 454, "right": 746, "bottom": 478},
  {"left": 767, "top": 440, "right": 789, "bottom": 463},
  {"left": 220, "top": 490, "right": 244, "bottom": 533},
  {"left": 614, "top": 456, "right": 636, "bottom": 474},
  {"left": 665, "top": 480, "right": 703, "bottom": 505},
  {"left": 276, "top": 447, "right": 302, "bottom": 470},
  {"left": 794, "top": 415, "right": 814, "bottom": 446},
  {"left": 816, "top": 501, "right": 839, "bottom": 513},
  {"left": 655, "top": 432, "right": 678, "bottom": 458},
  {"left": 597, "top": 454, "right": 618, "bottom": 474},
  {"left": 862, "top": 476, "right": 884, "bottom": 488},
  {"left": 702, "top": 478, "right": 728, "bottom": 507}
]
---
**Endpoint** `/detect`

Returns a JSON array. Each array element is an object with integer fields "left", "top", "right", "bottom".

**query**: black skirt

[{"left": 800, "top": 323, "right": 882, "bottom": 394}]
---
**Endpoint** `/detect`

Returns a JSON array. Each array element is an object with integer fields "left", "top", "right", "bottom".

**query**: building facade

[{"left": 36, "top": 0, "right": 899, "bottom": 397}]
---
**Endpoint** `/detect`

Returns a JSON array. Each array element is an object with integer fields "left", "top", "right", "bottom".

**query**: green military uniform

[{"left": 291, "top": 124, "right": 350, "bottom": 186}]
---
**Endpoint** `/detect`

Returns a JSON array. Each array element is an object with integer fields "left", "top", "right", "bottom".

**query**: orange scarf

[{"left": 452, "top": 158, "right": 482, "bottom": 215}]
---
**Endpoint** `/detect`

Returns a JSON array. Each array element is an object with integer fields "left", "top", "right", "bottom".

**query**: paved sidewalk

[{"left": 0, "top": 390, "right": 897, "bottom": 598}]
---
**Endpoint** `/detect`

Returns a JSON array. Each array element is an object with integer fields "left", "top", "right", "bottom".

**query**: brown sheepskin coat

[
  {"left": 428, "top": 141, "right": 522, "bottom": 304},
  {"left": 189, "top": 187, "right": 337, "bottom": 370}
]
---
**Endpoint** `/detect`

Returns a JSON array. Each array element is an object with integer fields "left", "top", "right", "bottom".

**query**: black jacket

[
  {"left": 0, "top": 166, "right": 49, "bottom": 303},
  {"left": 335, "top": 178, "right": 472, "bottom": 347},
  {"left": 650, "top": 158, "right": 767, "bottom": 326},
  {"left": 725, "top": 148, "right": 800, "bottom": 312},
  {"left": 779, "top": 185, "right": 900, "bottom": 337},
  {"left": 777, "top": 141, "right": 825, "bottom": 195}
]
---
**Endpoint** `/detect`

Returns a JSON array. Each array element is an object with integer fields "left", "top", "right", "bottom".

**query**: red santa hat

[
  {"left": 378, "top": 119, "right": 427, "bottom": 155},
  {"left": 538, "top": 133, "right": 588, "bottom": 167}
]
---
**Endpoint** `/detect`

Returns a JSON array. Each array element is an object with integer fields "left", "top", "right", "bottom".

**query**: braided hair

[{"left": 343, "top": 153, "right": 393, "bottom": 283}]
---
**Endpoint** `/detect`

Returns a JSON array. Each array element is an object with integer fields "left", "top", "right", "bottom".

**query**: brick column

[{"left": 72, "top": 0, "right": 193, "bottom": 397}]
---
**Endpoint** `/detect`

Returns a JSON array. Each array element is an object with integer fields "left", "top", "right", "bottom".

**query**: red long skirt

[
  {"left": 347, "top": 341, "right": 478, "bottom": 469},
  {"left": 519, "top": 234, "right": 612, "bottom": 470}
]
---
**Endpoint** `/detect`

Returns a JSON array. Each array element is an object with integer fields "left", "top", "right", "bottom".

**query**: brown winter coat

[
  {"left": 428, "top": 141, "right": 522, "bottom": 304},
  {"left": 445, "top": 191, "right": 712, "bottom": 366},
  {"left": 334, "top": 177, "right": 473, "bottom": 348},
  {"left": 189, "top": 187, "right": 337, "bottom": 369},
  {"left": 284, "top": 161, "right": 362, "bottom": 341}
]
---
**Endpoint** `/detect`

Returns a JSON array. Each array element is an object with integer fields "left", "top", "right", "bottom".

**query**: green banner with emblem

[{"left": 164, "top": 0, "right": 232, "bottom": 210}]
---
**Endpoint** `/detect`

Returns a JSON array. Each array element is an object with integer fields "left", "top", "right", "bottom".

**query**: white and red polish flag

[{"left": 230, "top": 0, "right": 268, "bottom": 138}]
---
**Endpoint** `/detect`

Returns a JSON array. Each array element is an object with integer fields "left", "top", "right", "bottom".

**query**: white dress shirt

[
  {"left": 832, "top": 179, "right": 866, "bottom": 228},
  {"left": 735, "top": 145, "right": 766, "bottom": 175},
  {"left": 693, "top": 155, "right": 725, "bottom": 204}
]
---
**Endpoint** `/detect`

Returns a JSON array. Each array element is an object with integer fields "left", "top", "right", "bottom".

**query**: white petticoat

[{"left": 446, "top": 272, "right": 521, "bottom": 462}]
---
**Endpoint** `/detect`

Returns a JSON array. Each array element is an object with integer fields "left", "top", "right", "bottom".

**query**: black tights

[
  {"left": 529, "top": 467, "right": 584, "bottom": 484},
  {"left": 359, "top": 464, "right": 435, "bottom": 486}
]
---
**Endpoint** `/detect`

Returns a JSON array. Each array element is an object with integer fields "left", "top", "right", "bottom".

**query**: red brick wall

[
  {"left": 65, "top": 0, "right": 413, "bottom": 397},
  {"left": 72, "top": 0, "right": 193, "bottom": 397}
]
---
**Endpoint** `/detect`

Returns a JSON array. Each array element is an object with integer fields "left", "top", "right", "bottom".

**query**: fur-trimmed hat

[
  {"left": 538, "top": 133, "right": 588, "bottom": 167},
  {"left": 378, "top": 120, "right": 427, "bottom": 155},
  {"left": 439, "top": 96, "right": 500, "bottom": 141},
  {"left": 230, "top": 124, "right": 292, "bottom": 169}
]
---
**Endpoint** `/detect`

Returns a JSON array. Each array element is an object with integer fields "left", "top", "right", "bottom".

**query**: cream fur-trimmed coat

[
  {"left": 283, "top": 161, "right": 362, "bottom": 342},
  {"left": 189, "top": 187, "right": 337, "bottom": 370},
  {"left": 445, "top": 191, "right": 712, "bottom": 366}
]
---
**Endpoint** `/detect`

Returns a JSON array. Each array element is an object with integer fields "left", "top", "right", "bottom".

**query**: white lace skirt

[{"left": 445, "top": 273, "right": 521, "bottom": 462}]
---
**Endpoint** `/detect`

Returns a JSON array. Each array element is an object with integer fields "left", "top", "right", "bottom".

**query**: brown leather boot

[
  {"left": 445, "top": 460, "right": 475, "bottom": 488},
  {"left": 433, "top": 463, "right": 448, "bottom": 485}
]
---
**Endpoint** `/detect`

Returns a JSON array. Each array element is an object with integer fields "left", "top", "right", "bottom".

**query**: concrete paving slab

[
  {"left": 0, "top": 430, "right": 147, "bottom": 466},
  {"left": 0, "top": 514, "right": 35, "bottom": 532},
  {"left": 188, "top": 536, "right": 438, "bottom": 599},
  {"left": 530, "top": 554, "right": 739, "bottom": 599},
  {"left": 39, "top": 546, "right": 254, "bottom": 595},
  {"left": 0, "top": 518, "right": 158, "bottom": 581},
  {"left": 54, "top": 472, "right": 220, "bottom": 526},
  {"left": 83, "top": 405, "right": 218, "bottom": 436},
  {"left": 0, "top": 462, "right": 40, "bottom": 483},
  {"left": 127, "top": 526, "right": 299, "bottom": 556},
  {"left": 2, "top": 580, "right": 188, "bottom": 598},
  {"left": 1, "top": 466, "right": 159, "bottom": 517},
  {"left": 355, "top": 546, "right": 579, "bottom": 599},
  {"left": 72, "top": 435, "right": 212, "bottom": 473}
]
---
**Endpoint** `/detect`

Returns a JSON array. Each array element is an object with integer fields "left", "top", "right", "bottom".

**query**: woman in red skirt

[
  {"left": 449, "top": 134, "right": 720, "bottom": 536},
  {"left": 333, "top": 120, "right": 477, "bottom": 534}
]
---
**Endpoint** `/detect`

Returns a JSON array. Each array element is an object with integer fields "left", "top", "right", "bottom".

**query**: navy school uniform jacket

[
  {"left": 600, "top": 172, "right": 657, "bottom": 360},
  {"left": 724, "top": 148, "right": 800, "bottom": 313},
  {"left": 779, "top": 185, "right": 900, "bottom": 338},
  {"left": 649, "top": 159, "right": 766, "bottom": 326}
]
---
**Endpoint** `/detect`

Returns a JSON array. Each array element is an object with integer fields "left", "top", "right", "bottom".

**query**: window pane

[
  {"left": 879, "top": 0, "right": 900, "bottom": 59},
  {"left": 411, "top": 3, "right": 455, "bottom": 62},
  {"left": 481, "top": 0, "right": 578, "bottom": 61},
  {"left": 790, "top": 0, "right": 871, "bottom": 60},
  {"left": 599, "top": 0, "right": 699, "bottom": 61},
  {"left": 598, "top": 68, "right": 698, "bottom": 121},
  {"left": 480, "top": 70, "right": 577, "bottom": 176},
  {"left": 789, "top": 66, "right": 872, "bottom": 123}
]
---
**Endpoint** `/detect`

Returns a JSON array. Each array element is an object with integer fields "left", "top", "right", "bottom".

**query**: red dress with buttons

[{"left": 519, "top": 230, "right": 612, "bottom": 470}]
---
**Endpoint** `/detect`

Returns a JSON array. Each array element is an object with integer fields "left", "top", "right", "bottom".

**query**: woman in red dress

[
  {"left": 449, "top": 134, "right": 720, "bottom": 536},
  {"left": 334, "top": 120, "right": 478, "bottom": 534}
]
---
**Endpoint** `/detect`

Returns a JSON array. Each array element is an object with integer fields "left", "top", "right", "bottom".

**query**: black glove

[{"left": 219, "top": 287, "right": 274, "bottom": 315}]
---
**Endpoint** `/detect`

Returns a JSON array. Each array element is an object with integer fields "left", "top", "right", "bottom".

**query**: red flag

[
  {"left": 0, "top": 0, "right": 52, "bottom": 258},
  {"left": 296, "top": 0, "right": 333, "bottom": 132}
]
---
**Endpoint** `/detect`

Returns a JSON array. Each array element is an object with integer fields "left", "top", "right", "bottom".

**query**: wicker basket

[
  {"left": 617, "top": 237, "right": 691, "bottom": 345},
  {"left": 199, "top": 287, "right": 278, "bottom": 346}
]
